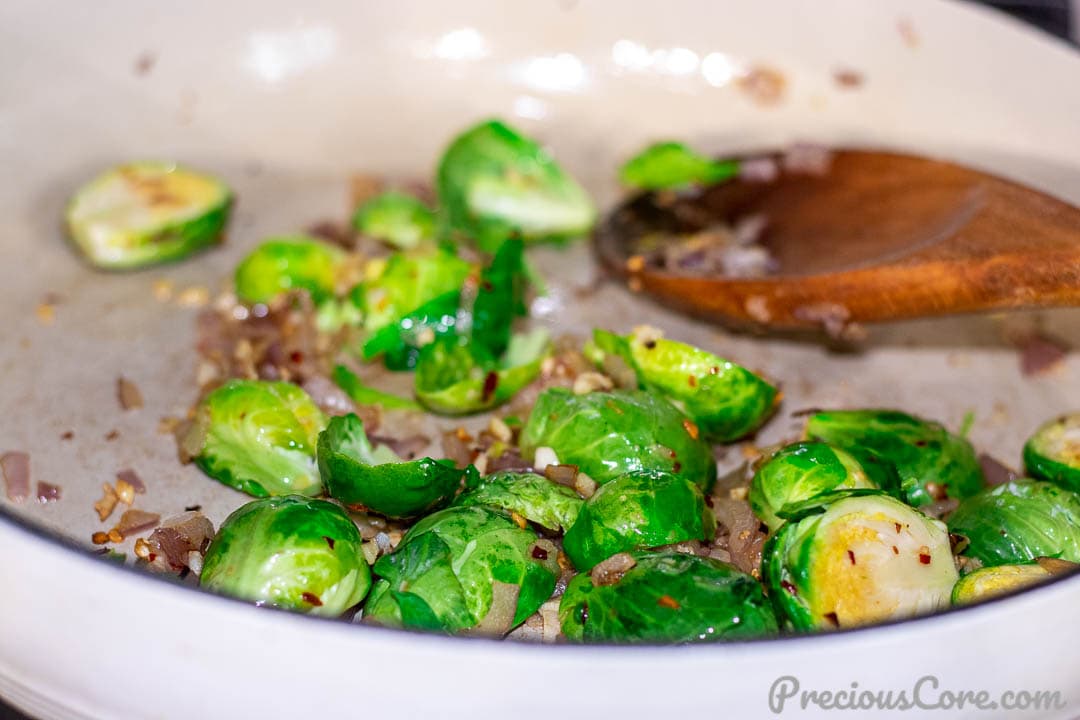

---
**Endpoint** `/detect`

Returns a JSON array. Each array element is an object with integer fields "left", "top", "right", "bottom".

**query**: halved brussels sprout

[
  {"left": 359, "top": 248, "right": 473, "bottom": 334},
  {"left": 414, "top": 330, "right": 550, "bottom": 416},
  {"left": 352, "top": 191, "right": 436, "bottom": 250},
  {"left": 451, "top": 470, "right": 584, "bottom": 533},
  {"left": 360, "top": 290, "right": 460, "bottom": 370},
  {"left": 947, "top": 480, "right": 1080, "bottom": 567},
  {"left": 559, "top": 552, "right": 777, "bottom": 643},
  {"left": 364, "top": 506, "right": 560, "bottom": 635},
  {"left": 234, "top": 235, "right": 345, "bottom": 305},
  {"left": 619, "top": 142, "right": 740, "bottom": 190},
  {"left": 951, "top": 564, "right": 1053, "bottom": 606},
  {"left": 1023, "top": 413, "right": 1080, "bottom": 493},
  {"left": 331, "top": 365, "right": 420, "bottom": 411},
  {"left": 519, "top": 388, "right": 717, "bottom": 491},
  {"left": 317, "top": 414, "right": 471, "bottom": 519},
  {"left": 467, "top": 237, "right": 528, "bottom": 359},
  {"left": 750, "top": 442, "right": 893, "bottom": 531},
  {"left": 65, "top": 161, "right": 232, "bottom": 269},
  {"left": 762, "top": 492, "right": 957, "bottom": 631},
  {"left": 589, "top": 327, "right": 777, "bottom": 442},
  {"left": 436, "top": 119, "right": 596, "bottom": 251},
  {"left": 200, "top": 495, "right": 371, "bottom": 616},
  {"left": 184, "top": 379, "right": 328, "bottom": 497},
  {"left": 562, "top": 471, "right": 716, "bottom": 571},
  {"left": 805, "top": 409, "right": 984, "bottom": 506}
]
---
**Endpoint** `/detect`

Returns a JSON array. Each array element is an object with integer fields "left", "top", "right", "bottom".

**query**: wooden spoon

[{"left": 594, "top": 150, "right": 1080, "bottom": 334}]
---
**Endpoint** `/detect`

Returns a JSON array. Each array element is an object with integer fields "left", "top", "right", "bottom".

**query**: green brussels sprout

[
  {"left": 805, "top": 409, "right": 984, "bottom": 506},
  {"left": 233, "top": 236, "right": 345, "bottom": 305},
  {"left": 618, "top": 141, "right": 740, "bottom": 190},
  {"left": 184, "top": 379, "right": 328, "bottom": 497},
  {"left": 750, "top": 442, "right": 894, "bottom": 531},
  {"left": 331, "top": 365, "right": 420, "bottom": 411},
  {"left": 951, "top": 564, "right": 1053, "bottom": 606},
  {"left": 200, "top": 495, "right": 371, "bottom": 616},
  {"left": 414, "top": 329, "right": 550, "bottom": 416},
  {"left": 360, "top": 289, "right": 461, "bottom": 370},
  {"left": 588, "top": 327, "right": 777, "bottom": 442},
  {"left": 762, "top": 492, "right": 957, "bottom": 631},
  {"left": 64, "top": 161, "right": 232, "bottom": 269},
  {"left": 359, "top": 248, "right": 473, "bottom": 334},
  {"left": 317, "top": 414, "right": 471, "bottom": 519},
  {"left": 364, "top": 506, "right": 560, "bottom": 635},
  {"left": 520, "top": 388, "right": 717, "bottom": 491},
  {"left": 467, "top": 237, "right": 528, "bottom": 359},
  {"left": 947, "top": 480, "right": 1080, "bottom": 567},
  {"left": 451, "top": 470, "right": 584, "bottom": 533},
  {"left": 562, "top": 471, "right": 716, "bottom": 571},
  {"left": 436, "top": 119, "right": 596, "bottom": 252},
  {"left": 352, "top": 191, "right": 436, "bottom": 250},
  {"left": 559, "top": 552, "right": 777, "bottom": 643},
  {"left": 1023, "top": 413, "right": 1080, "bottom": 493}
]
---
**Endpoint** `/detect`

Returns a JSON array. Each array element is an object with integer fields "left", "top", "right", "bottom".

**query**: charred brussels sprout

[
  {"left": 805, "top": 409, "right": 984, "bottom": 506},
  {"left": 414, "top": 330, "right": 549, "bottom": 415},
  {"left": 358, "top": 248, "right": 473, "bottom": 335},
  {"left": 317, "top": 414, "right": 471, "bottom": 519},
  {"left": 436, "top": 119, "right": 596, "bottom": 251},
  {"left": 200, "top": 495, "right": 370, "bottom": 616},
  {"left": 65, "top": 161, "right": 232, "bottom": 269},
  {"left": 589, "top": 328, "right": 777, "bottom": 442},
  {"left": 1023, "top": 413, "right": 1080, "bottom": 492},
  {"left": 619, "top": 142, "right": 740, "bottom": 190},
  {"left": 452, "top": 470, "right": 584, "bottom": 533},
  {"left": 184, "top": 380, "right": 328, "bottom": 497},
  {"left": 763, "top": 492, "right": 957, "bottom": 631},
  {"left": 559, "top": 552, "right": 777, "bottom": 643},
  {"left": 234, "top": 236, "right": 345, "bottom": 305},
  {"left": 562, "top": 471, "right": 716, "bottom": 571},
  {"left": 951, "top": 564, "right": 1053, "bottom": 606},
  {"left": 520, "top": 388, "right": 717, "bottom": 491},
  {"left": 352, "top": 191, "right": 436, "bottom": 250},
  {"left": 364, "top": 506, "right": 560, "bottom": 635},
  {"left": 947, "top": 480, "right": 1080, "bottom": 567},
  {"left": 750, "top": 442, "right": 894, "bottom": 531}
]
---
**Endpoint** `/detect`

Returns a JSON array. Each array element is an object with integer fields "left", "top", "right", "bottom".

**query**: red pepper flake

[
  {"left": 781, "top": 580, "right": 798, "bottom": 596},
  {"left": 918, "top": 545, "right": 932, "bottom": 565},
  {"left": 289, "top": 350, "right": 305, "bottom": 364},
  {"left": 301, "top": 592, "right": 323, "bottom": 606},
  {"left": 104, "top": 429, "right": 120, "bottom": 442},
  {"left": 894, "top": 522, "right": 902, "bottom": 534},
  {"left": 60, "top": 431, "right": 74, "bottom": 441},
  {"left": 824, "top": 612, "right": 840, "bottom": 627},
  {"left": 672, "top": 461, "right": 682, "bottom": 473},
  {"left": 682, "top": 419, "right": 700, "bottom": 441},
  {"left": 703, "top": 494, "right": 714, "bottom": 508},
  {"left": 480, "top": 280, "right": 494, "bottom": 292},
  {"left": 657, "top": 594, "right": 681, "bottom": 610},
  {"left": 687, "top": 375, "right": 698, "bottom": 388},
  {"left": 531, "top": 545, "right": 549, "bottom": 560},
  {"left": 323, "top": 536, "right": 336, "bottom": 550},
  {"left": 892, "top": 545, "right": 900, "bottom": 555},
  {"left": 481, "top": 371, "right": 499, "bottom": 403},
  {"left": 847, "top": 550, "right": 856, "bottom": 565}
]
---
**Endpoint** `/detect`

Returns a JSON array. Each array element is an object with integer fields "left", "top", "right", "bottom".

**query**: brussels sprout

[
  {"left": 562, "top": 471, "right": 716, "bottom": 571},
  {"left": 436, "top": 119, "right": 596, "bottom": 252},
  {"left": 359, "top": 248, "right": 473, "bottom": 334},
  {"left": 452, "top": 470, "right": 584, "bottom": 532},
  {"left": 619, "top": 142, "right": 740, "bottom": 190},
  {"left": 947, "top": 480, "right": 1080, "bottom": 567},
  {"left": 352, "top": 191, "right": 436, "bottom": 250},
  {"left": 589, "top": 328, "right": 777, "bottom": 442},
  {"left": 233, "top": 236, "right": 345, "bottom": 305},
  {"left": 467, "top": 237, "right": 528, "bottom": 359},
  {"left": 331, "top": 365, "right": 420, "bottom": 411},
  {"left": 64, "top": 161, "right": 232, "bottom": 269},
  {"left": 317, "top": 414, "right": 470, "bottom": 519},
  {"left": 360, "top": 289, "right": 461, "bottom": 370},
  {"left": 805, "top": 409, "right": 984, "bottom": 506},
  {"left": 364, "top": 506, "right": 560, "bottom": 635},
  {"left": 951, "top": 564, "right": 1053, "bottom": 606},
  {"left": 520, "top": 388, "right": 717, "bottom": 491},
  {"left": 559, "top": 551, "right": 777, "bottom": 643},
  {"left": 1023, "top": 413, "right": 1080, "bottom": 492},
  {"left": 185, "top": 379, "right": 328, "bottom": 497},
  {"left": 414, "top": 329, "right": 550, "bottom": 416},
  {"left": 200, "top": 495, "right": 371, "bottom": 616},
  {"left": 750, "top": 442, "right": 892, "bottom": 531},
  {"left": 762, "top": 492, "right": 957, "bottom": 631}
]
